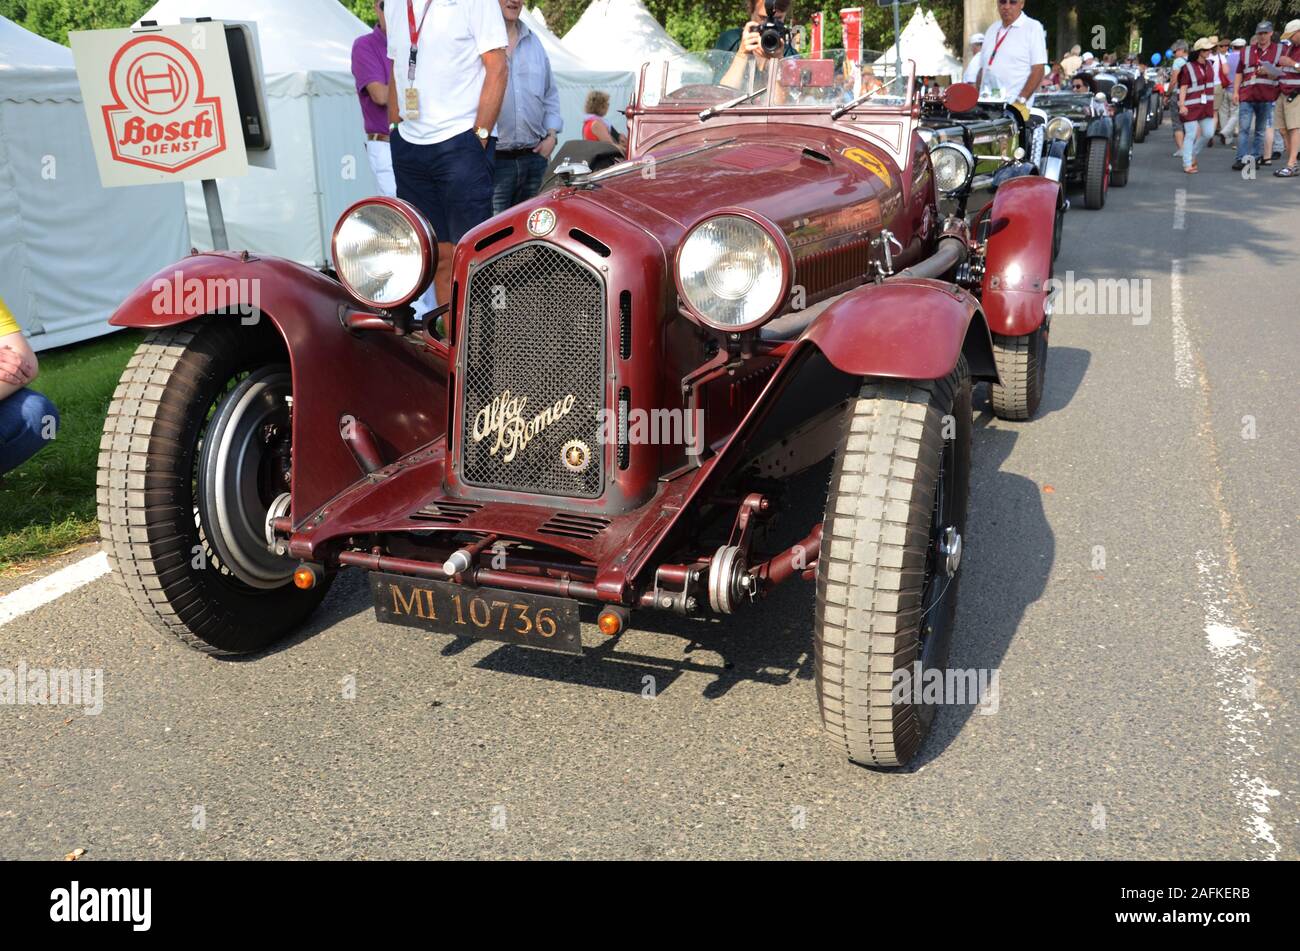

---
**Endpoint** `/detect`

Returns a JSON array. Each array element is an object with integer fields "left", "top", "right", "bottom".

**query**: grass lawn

[{"left": 0, "top": 329, "right": 143, "bottom": 573}]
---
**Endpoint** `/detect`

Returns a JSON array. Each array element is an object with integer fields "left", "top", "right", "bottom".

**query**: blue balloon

[
  {"left": 1165, "top": 48, "right": 1173, "bottom": 57},
  {"left": 1151, "top": 52, "right": 1161, "bottom": 64}
]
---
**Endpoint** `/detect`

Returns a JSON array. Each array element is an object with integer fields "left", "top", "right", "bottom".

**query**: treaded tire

[
  {"left": 990, "top": 323, "right": 1048, "bottom": 420},
  {"left": 97, "top": 320, "right": 330, "bottom": 655},
  {"left": 1134, "top": 101, "right": 1147, "bottom": 142},
  {"left": 1111, "top": 160, "right": 1129, "bottom": 187},
  {"left": 814, "top": 357, "right": 972, "bottom": 769},
  {"left": 1084, "top": 137, "right": 1108, "bottom": 209}
]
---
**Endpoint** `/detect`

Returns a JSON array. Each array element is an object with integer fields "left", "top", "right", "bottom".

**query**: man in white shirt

[
  {"left": 963, "top": 33, "right": 984, "bottom": 84},
  {"left": 386, "top": 0, "right": 508, "bottom": 314},
  {"left": 976, "top": 0, "right": 1048, "bottom": 109}
]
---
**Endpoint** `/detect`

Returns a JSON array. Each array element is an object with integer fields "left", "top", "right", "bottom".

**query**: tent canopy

[
  {"left": 563, "top": 0, "right": 691, "bottom": 73},
  {"left": 873, "top": 7, "right": 962, "bottom": 81},
  {"left": 0, "top": 15, "right": 189, "bottom": 351}
]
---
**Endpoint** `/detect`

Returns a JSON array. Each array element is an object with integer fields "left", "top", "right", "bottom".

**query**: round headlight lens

[
  {"left": 678, "top": 215, "right": 787, "bottom": 330},
  {"left": 1046, "top": 116, "right": 1074, "bottom": 141},
  {"left": 1110, "top": 82, "right": 1128, "bottom": 103},
  {"left": 931, "top": 143, "right": 974, "bottom": 194},
  {"left": 332, "top": 200, "right": 432, "bottom": 308}
]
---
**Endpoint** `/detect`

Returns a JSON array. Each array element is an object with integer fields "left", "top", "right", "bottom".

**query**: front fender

[
  {"left": 980, "top": 176, "right": 1059, "bottom": 337},
  {"left": 109, "top": 252, "right": 447, "bottom": 520},
  {"left": 802, "top": 278, "right": 997, "bottom": 382},
  {"left": 1085, "top": 114, "right": 1114, "bottom": 140}
]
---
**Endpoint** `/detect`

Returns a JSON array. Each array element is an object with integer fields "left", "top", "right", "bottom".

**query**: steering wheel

[{"left": 663, "top": 84, "right": 737, "bottom": 103}]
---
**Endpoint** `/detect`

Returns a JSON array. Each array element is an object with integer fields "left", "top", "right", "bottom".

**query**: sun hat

[
  {"left": 1192, "top": 37, "right": 1215, "bottom": 52},
  {"left": 970, "top": 32, "right": 984, "bottom": 45},
  {"left": 1283, "top": 19, "right": 1300, "bottom": 37},
  {"left": 1231, "top": 38, "right": 1247, "bottom": 47}
]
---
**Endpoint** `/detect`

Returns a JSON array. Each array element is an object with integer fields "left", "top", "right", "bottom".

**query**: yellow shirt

[{"left": 0, "top": 296, "right": 18, "bottom": 337}]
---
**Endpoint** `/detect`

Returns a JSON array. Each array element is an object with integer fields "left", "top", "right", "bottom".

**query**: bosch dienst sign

[{"left": 72, "top": 23, "right": 248, "bottom": 187}]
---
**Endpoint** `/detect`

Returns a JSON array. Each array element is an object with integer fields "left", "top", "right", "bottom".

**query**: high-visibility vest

[
  {"left": 1279, "top": 42, "right": 1300, "bottom": 96},
  {"left": 1183, "top": 60, "right": 1214, "bottom": 107},
  {"left": 1240, "top": 42, "right": 1282, "bottom": 100}
]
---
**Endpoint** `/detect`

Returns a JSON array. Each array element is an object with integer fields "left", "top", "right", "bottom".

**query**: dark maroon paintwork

[{"left": 107, "top": 75, "right": 1056, "bottom": 611}]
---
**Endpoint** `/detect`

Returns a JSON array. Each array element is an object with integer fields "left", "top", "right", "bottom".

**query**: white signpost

[{"left": 71, "top": 20, "right": 271, "bottom": 249}]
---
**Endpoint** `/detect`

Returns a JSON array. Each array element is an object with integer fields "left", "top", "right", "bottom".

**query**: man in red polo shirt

[{"left": 1232, "top": 20, "right": 1283, "bottom": 168}]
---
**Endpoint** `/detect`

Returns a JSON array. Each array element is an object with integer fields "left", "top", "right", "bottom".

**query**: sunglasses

[{"left": 997, "top": 0, "right": 1021, "bottom": 5}]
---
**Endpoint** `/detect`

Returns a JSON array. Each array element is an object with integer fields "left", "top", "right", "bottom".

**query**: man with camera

[{"left": 716, "top": 0, "right": 796, "bottom": 91}]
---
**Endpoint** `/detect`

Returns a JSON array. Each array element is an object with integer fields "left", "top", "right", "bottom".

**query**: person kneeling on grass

[{"left": 0, "top": 295, "right": 59, "bottom": 478}]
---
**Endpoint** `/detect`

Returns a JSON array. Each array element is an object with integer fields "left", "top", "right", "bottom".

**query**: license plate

[{"left": 370, "top": 572, "right": 583, "bottom": 654}]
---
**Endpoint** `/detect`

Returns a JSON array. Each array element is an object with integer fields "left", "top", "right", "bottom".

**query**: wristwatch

[
  {"left": 1015, "top": 95, "right": 1027, "bottom": 104},
  {"left": 475, "top": 127, "right": 490, "bottom": 142}
]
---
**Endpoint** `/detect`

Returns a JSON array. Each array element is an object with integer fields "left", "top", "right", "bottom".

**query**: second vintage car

[{"left": 98, "top": 50, "right": 1061, "bottom": 769}]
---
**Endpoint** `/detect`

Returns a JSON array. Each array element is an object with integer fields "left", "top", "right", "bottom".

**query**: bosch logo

[
  {"left": 102, "top": 34, "right": 226, "bottom": 173},
  {"left": 125, "top": 51, "right": 189, "bottom": 115}
]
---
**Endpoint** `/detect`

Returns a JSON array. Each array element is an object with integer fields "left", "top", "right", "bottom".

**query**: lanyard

[
  {"left": 987, "top": 24, "right": 1013, "bottom": 66},
  {"left": 406, "top": 0, "right": 434, "bottom": 81}
]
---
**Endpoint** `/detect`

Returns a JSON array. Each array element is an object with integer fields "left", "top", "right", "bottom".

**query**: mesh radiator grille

[{"left": 458, "top": 242, "right": 606, "bottom": 498}]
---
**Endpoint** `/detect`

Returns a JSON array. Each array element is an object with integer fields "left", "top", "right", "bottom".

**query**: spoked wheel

[
  {"left": 98, "top": 320, "right": 331, "bottom": 655},
  {"left": 1084, "top": 137, "right": 1109, "bottom": 209},
  {"left": 814, "top": 357, "right": 973, "bottom": 768}
]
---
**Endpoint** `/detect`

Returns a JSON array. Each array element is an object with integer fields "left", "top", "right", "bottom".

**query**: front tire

[
  {"left": 990, "top": 321, "right": 1049, "bottom": 420},
  {"left": 97, "top": 320, "right": 330, "bottom": 655},
  {"left": 1083, "top": 137, "right": 1109, "bottom": 209},
  {"left": 814, "top": 358, "right": 972, "bottom": 768}
]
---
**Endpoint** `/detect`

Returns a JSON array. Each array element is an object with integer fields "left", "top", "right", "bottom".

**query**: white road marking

[
  {"left": 1195, "top": 549, "right": 1280, "bottom": 859},
  {"left": 1169, "top": 260, "right": 1195, "bottom": 389},
  {"left": 0, "top": 553, "right": 110, "bottom": 628},
  {"left": 1173, "top": 188, "right": 1187, "bottom": 229}
]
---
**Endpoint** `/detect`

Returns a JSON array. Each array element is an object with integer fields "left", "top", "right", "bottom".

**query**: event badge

[{"left": 405, "top": 88, "right": 420, "bottom": 121}]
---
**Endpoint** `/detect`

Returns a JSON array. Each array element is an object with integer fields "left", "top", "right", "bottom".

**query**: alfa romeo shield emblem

[{"left": 527, "top": 207, "right": 557, "bottom": 237}]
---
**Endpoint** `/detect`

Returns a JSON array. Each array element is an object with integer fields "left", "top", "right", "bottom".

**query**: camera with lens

[{"left": 749, "top": 0, "right": 792, "bottom": 57}]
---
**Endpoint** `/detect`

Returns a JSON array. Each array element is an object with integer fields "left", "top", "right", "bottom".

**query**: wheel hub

[
  {"left": 198, "top": 367, "right": 295, "bottom": 589},
  {"left": 940, "top": 527, "right": 963, "bottom": 576}
]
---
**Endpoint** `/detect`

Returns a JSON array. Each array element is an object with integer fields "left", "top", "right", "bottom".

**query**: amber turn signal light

[
  {"left": 596, "top": 609, "right": 624, "bottom": 637},
  {"left": 293, "top": 565, "right": 318, "bottom": 590}
]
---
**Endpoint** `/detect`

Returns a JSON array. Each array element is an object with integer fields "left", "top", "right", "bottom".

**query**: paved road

[{"left": 2, "top": 135, "right": 1296, "bottom": 860}]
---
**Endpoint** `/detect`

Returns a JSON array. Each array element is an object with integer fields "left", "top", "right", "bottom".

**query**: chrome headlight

[
  {"left": 931, "top": 142, "right": 975, "bottom": 195},
  {"left": 1110, "top": 83, "right": 1128, "bottom": 103},
  {"left": 676, "top": 213, "right": 791, "bottom": 332},
  {"left": 331, "top": 198, "right": 435, "bottom": 309},
  {"left": 1046, "top": 116, "right": 1074, "bottom": 141}
]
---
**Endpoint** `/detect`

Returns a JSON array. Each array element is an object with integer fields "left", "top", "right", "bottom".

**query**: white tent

[
  {"left": 137, "top": 0, "right": 381, "bottom": 267},
  {"left": 0, "top": 16, "right": 189, "bottom": 351},
  {"left": 520, "top": 7, "right": 634, "bottom": 138},
  {"left": 873, "top": 8, "right": 963, "bottom": 82},
  {"left": 563, "top": 0, "right": 692, "bottom": 75}
]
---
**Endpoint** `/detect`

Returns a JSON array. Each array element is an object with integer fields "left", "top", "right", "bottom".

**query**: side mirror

[{"left": 944, "top": 82, "right": 980, "bottom": 113}]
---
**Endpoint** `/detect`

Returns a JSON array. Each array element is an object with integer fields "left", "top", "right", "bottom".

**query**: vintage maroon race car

[{"left": 98, "top": 50, "right": 1060, "bottom": 768}]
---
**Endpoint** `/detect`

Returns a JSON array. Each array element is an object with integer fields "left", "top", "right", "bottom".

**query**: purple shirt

[{"left": 352, "top": 26, "right": 392, "bottom": 136}]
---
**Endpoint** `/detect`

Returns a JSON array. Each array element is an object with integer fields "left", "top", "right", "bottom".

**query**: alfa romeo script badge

[{"left": 527, "top": 207, "right": 556, "bottom": 237}]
